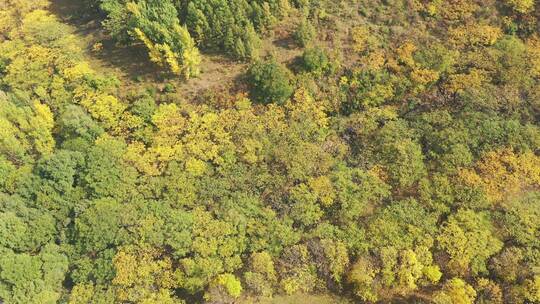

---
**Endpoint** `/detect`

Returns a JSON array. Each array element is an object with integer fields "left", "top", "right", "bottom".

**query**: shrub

[
  {"left": 247, "top": 58, "right": 294, "bottom": 105},
  {"left": 294, "top": 19, "right": 316, "bottom": 47},
  {"left": 302, "top": 47, "right": 330, "bottom": 75}
]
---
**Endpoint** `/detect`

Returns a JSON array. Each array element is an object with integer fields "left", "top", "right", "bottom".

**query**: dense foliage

[
  {"left": 94, "top": 0, "right": 292, "bottom": 73},
  {"left": 1, "top": 0, "right": 540, "bottom": 303}
]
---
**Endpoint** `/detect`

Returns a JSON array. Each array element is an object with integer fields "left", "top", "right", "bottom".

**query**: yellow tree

[
  {"left": 505, "top": 0, "right": 535, "bottom": 13},
  {"left": 434, "top": 278, "right": 477, "bottom": 304},
  {"left": 459, "top": 149, "right": 540, "bottom": 204},
  {"left": 0, "top": 97, "right": 54, "bottom": 164},
  {"left": 112, "top": 246, "right": 181, "bottom": 303},
  {"left": 127, "top": 1, "right": 201, "bottom": 78},
  {"left": 0, "top": 0, "right": 49, "bottom": 39}
]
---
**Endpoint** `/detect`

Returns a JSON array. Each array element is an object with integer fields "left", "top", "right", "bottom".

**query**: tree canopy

[{"left": 1, "top": 0, "right": 540, "bottom": 303}]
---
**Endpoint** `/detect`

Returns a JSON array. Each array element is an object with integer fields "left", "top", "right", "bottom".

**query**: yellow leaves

[
  {"left": 129, "top": 104, "right": 235, "bottom": 175},
  {"left": 475, "top": 25, "right": 503, "bottom": 46},
  {"left": 183, "top": 112, "right": 232, "bottom": 164},
  {"left": 113, "top": 112, "right": 144, "bottom": 136},
  {"left": 428, "top": 0, "right": 479, "bottom": 21},
  {"left": 287, "top": 88, "right": 329, "bottom": 137},
  {"left": 134, "top": 28, "right": 165, "bottom": 66},
  {"left": 391, "top": 42, "right": 440, "bottom": 93},
  {"left": 62, "top": 62, "right": 94, "bottom": 82},
  {"left": 423, "top": 0, "right": 440, "bottom": 16},
  {"left": 281, "top": 277, "right": 301, "bottom": 295},
  {"left": 1, "top": 6, "right": 87, "bottom": 104},
  {"left": 351, "top": 26, "right": 371, "bottom": 53},
  {"left": 63, "top": 65, "right": 125, "bottom": 125},
  {"left": 124, "top": 142, "right": 161, "bottom": 176},
  {"left": 162, "top": 44, "right": 181, "bottom": 75},
  {"left": 185, "top": 157, "right": 207, "bottom": 176},
  {"left": 410, "top": 68, "right": 440, "bottom": 94},
  {"left": 457, "top": 168, "right": 483, "bottom": 188},
  {"left": 505, "top": 0, "right": 535, "bottom": 13},
  {"left": 434, "top": 278, "right": 477, "bottom": 304},
  {"left": 526, "top": 36, "right": 540, "bottom": 78},
  {"left": 0, "top": 0, "right": 49, "bottom": 39},
  {"left": 363, "top": 82, "right": 395, "bottom": 108},
  {"left": 133, "top": 25, "right": 201, "bottom": 78},
  {"left": 181, "top": 45, "right": 202, "bottom": 79},
  {"left": 138, "top": 290, "right": 179, "bottom": 304},
  {"left": 29, "top": 100, "right": 54, "bottom": 156},
  {"left": 68, "top": 284, "right": 95, "bottom": 304},
  {"left": 213, "top": 273, "right": 243, "bottom": 298},
  {"left": 348, "top": 257, "right": 379, "bottom": 302},
  {"left": 241, "top": 138, "right": 263, "bottom": 164},
  {"left": 191, "top": 208, "right": 238, "bottom": 259},
  {"left": 459, "top": 149, "right": 540, "bottom": 203},
  {"left": 128, "top": 3, "right": 186, "bottom": 75},
  {"left": 126, "top": 1, "right": 142, "bottom": 17},
  {"left": 396, "top": 250, "right": 423, "bottom": 293},
  {"left": 261, "top": 105, "right": 287, "bottom": 141},
  {"left": 321, "top": 239, "right": 349, "bottom": 283},
  {"left": 0, "top": 98, "right": 54, "bottom": 163},
  {"left": 3, "top": 44, "right": 53, "bottom": 92},
  {"left": 369, "top": 165, "right": 390, "bottom": 184},
  {"left": 135, "top": 27, "right": 187, "bottom": 77},
  {"left": 0, "top": 11, "right": 15, "bottom": 39},
  {"left": 0, "top": 104, "right": 28, "bottom": 162},
  {"left": 152, "top": 103, "right": 185, "bottom": 142},
  {"left": 445, "top": 68, "right": 487, "bottom": 94},
  {"left": 411, "top": 68, "right": 440, "bottom": 85},
  {"left": 351, "top": 24, "right": 381, "bottom": 59},
  {"left": 307, "top": 176, "right": 335, "bottom": 207},
  {"left": 347, "top": 105, "right": 399, "bottom": 137},
  {"left": 525, "top": 275, "right": 540, "bottom": 302},
  {"left": 175, "top": 24, "right": 202, "bottom": 79},
  {"left": 250, "top": 252, "right": 276, "bottom": 279},
  {"left": 20, "top": 9, "right": 59, "bottom": 41},
  {"left": 92, "top": 42, "right": 103, "bottom": 52},
  {"left": 80, "top": 93, "right": 126, "bottom": 129},
  {"left": 423, "top": 265, "right": 442, "bottom": 284},
  {"left": 449, "top": 24, "right": 502, "bottom": 48},
  {"left": 397, "top": 42, "right": 417, "bottom": 67},
  {"left": 113, "top": 246, "right": 176, "bottom": 303},
  {"left": 360, "top": 49, "right": 386, "bottom": 71},
  {"left": 113, "top": 251, "right": 138, "bottom": 287}
]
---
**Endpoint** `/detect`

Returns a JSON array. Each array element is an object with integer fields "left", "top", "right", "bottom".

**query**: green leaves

[
  {"left": 247, "top": 58, "right": 294, "bottom": 104},
  {"left": 74, "top": 198, "right": 129, "bottom": 252},
  {"left": 4, "top": 0, "right": 540, "bottom": 303},
  {"left": 102, "top": 0, "right": 201, "bottom": 77},
  {"left": 0, "top": 244, "right": 68, "bottom": 304},
  {"left": 185, "top": 0, "right": 277, "bottom": 59},
  {"left": 437, "top": 209, "right": 503, "bottom": 276}
]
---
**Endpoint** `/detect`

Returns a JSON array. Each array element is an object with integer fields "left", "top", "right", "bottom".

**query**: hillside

[{"left": 0, "top": 0, "right": 540, "bottom": 303}]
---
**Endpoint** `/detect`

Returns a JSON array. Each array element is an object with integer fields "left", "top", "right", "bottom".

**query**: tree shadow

[
  {"left": 48, "top": 0, "right": 167, "bottom": 83},
  {"left": 46, "top": 0, "right": 297, "bottom": 98},
  {"left": 48, "top": 0, "right": 101, "bottom": 29},
  {"left": 273, "top": 35, "right": 297, "bottom": 50}
]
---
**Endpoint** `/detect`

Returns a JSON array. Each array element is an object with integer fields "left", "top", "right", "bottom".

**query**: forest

[{"left": 0, "top": 0, "right": 540, "bottom": 303}]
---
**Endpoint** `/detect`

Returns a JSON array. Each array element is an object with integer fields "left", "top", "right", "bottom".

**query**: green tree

[
  {"left": 437, "top": 209, "right": 503, "bottom": 276},
  {"left": 302, "top": 47, "right": 331, "bottom": 75},
  {"left": 294, "top": 18, "right": 316, "bottom": 47},
  {"left": 247, "top": 58, "right": 294, "bottom": 105},
  {"left": 0, "top": 244, "right": 68, "bottom": 304},
  {"left": 102, "top": 0, "right": 201, "bottom": 77}
]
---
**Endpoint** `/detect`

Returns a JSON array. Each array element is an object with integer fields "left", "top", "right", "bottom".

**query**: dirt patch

[
  {"left": 47, "top": 0, "right": 362, "bottom": 102},
  {"left": 241, "top": 293, "right": 352, "bottom": 304}
]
